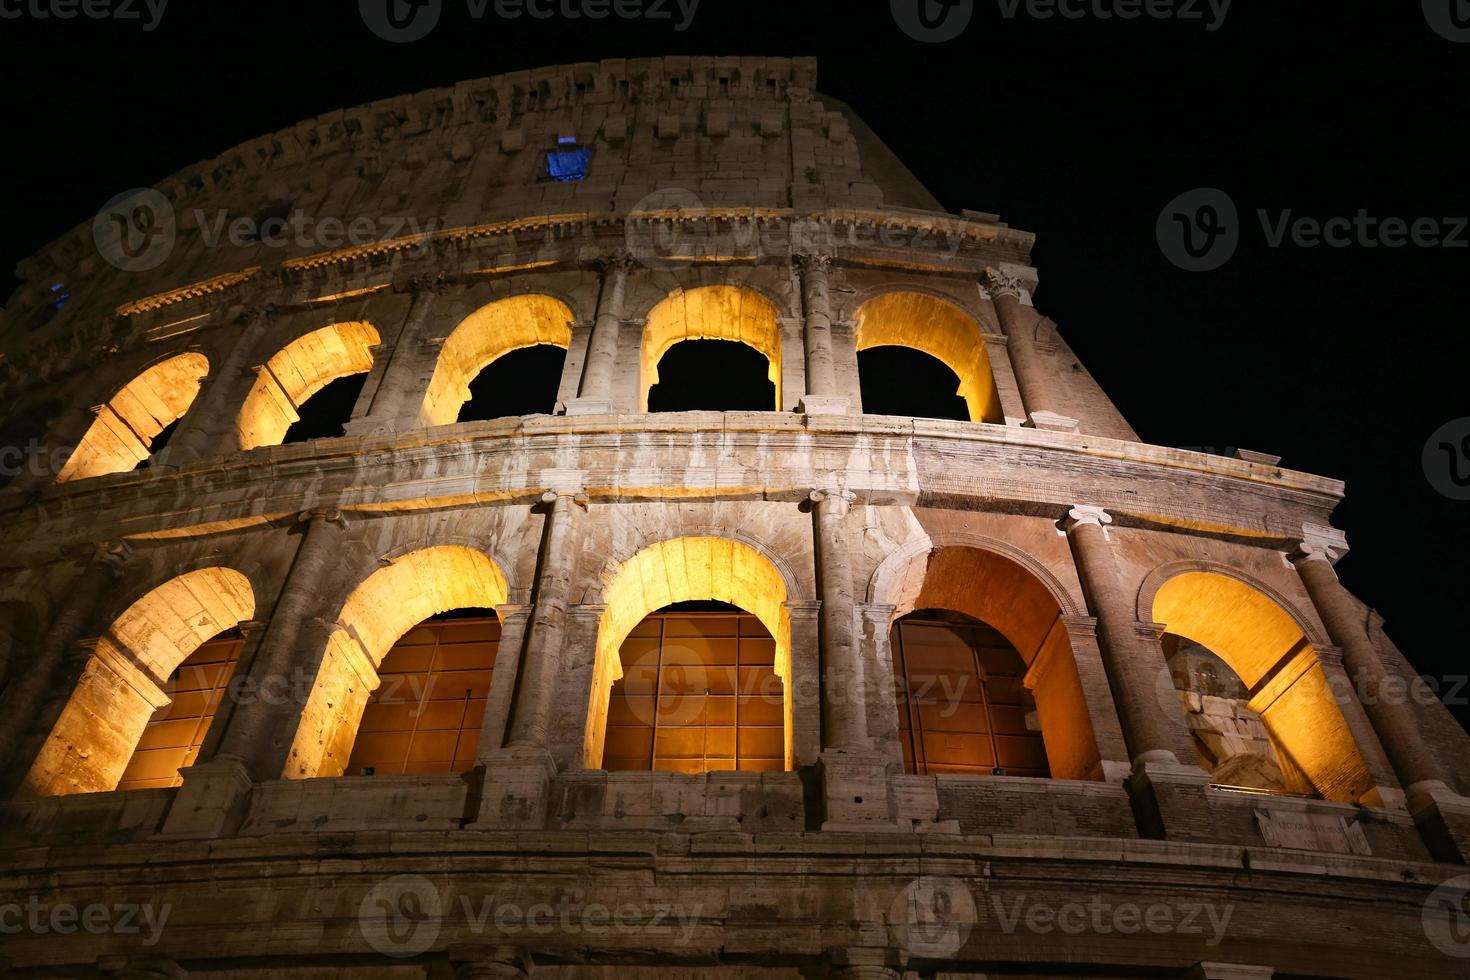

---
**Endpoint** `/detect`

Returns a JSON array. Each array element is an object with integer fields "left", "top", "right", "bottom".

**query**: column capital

[
  {"left": 982, "top": 266, "right": 1025, "bottom": 299},
  {"left": 591, "top": 250, "right": 638, "bottom": 275},
  {"left": 401, "top": 271, "right": 451, "bottom": 295},
  {"left": 783, "top": 599, "right": 823, "bottom": 618},
  {"left": 793, "top": 251, "right": 834, "bottom": 272},
  {"left": 449, "top": 944, "right": 533, "bottom": 978},
  {"left": 1060, "top": 504, "right": 1113, "bottom": 535},
  {"left": 494, "top": 603, "right": 534, "bottom": 623},
  {"left": 235, "top": 619, "right": 269, "bottom": 638},
  {"left": 236, "top": 304, "right": 279, "bottom": 326},
  {"left": 567, "top": 603, "right": 609, "bottom": 624},
  {"left": 539, "top": 488, "right": 589, "bottom": 507},
  {"left": 69, "top": 540, "right": 131, "bottom": 573},
  {"left": 295, "top": 507, "right": 349, "bottom": 530},
  {"left": 97, "top": 956, "right": 188, "bottom": 979},
  {"left": 857, "top": 602, "right": 897, "bottom": 625},
  {"left": 1290, "top": 522, "right": 1349, "bottom": 564}
]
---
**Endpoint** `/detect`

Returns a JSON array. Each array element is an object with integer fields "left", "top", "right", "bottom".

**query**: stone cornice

[{"left": 0, "top": 415, "right": 1345, "bottom": 570}]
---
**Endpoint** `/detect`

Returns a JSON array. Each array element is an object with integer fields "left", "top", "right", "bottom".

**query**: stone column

[
  {"left": 506, "top": 491, "right": 586, "bottom": 750},
  {"left": 810, "top": 487, "right": 867, "bottom": 751},
  {"left": 0, "top": 542, "right": 127, "bottom": 788},
  {"left": 475, "top": 604, "right": 533, "bottom": 761},
  {"left": 566, "top": 254, "right": 634, "bottom": 415},
  {"left": 158, "top": 510, "right": 347, "bottom": 838},
  {"left": 162, "top": 305, "right": 277, "bottom": 465},
  {"left": 345, "top": 273, "right": 446, "bottom": 436},
  {"left": 1062, "top": 507, "right": 1188, "bottom": 766},
  {"left": 858, "top": 602, "right": 904, "bottom": 767},
  {"left": 784, "top": 599, "right": 823, "bottom": 768},
  {"left": 1062, "top": 506, "right": 1215, "bottom": 841},
  {"left": 473, "top": 491, "right": 586, "bottom": 829},
  {"left": 1289, "top": 525, "right": 1470, "bottom": 858},
  {"left": 794, "top": 253, "right": 849, "bottom": 415},
  {"left": 982, "top": 267, "right": 1076, "bottom": 432}
]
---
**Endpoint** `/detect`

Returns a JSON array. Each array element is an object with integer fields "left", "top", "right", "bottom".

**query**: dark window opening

[
  {"left": 858, "top": 346, "right": 970, "bottom": 422},
  {"left": 282, "top": 373, "right": 368, "bottom": 444},
  {"left": 543, "top": 142, "right": 592, "bottom": 183},
  {"left": 458, "top": 345, "right": 567, "bottom": 423},
  {"left": 134, "top": 416, "right": 183, "bottom": 470},
  {"left": 648, "top": 340, "right": 776, "bottom": 413}
]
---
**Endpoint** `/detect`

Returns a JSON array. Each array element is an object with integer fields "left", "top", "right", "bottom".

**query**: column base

[
  {"left": 1407, "top": 780, "right": 1470, "bottom": 863},
  {"left": 155, "top": 757, "right": 253, "bottom": 840},
  {"left": 818, "top": 751, "right": 906, "bottom": 832},
  {"left": 1127, "top": 756, "right": 1217, "bottom": 842},
  {"left": 466, "top": 747, "right": 557, "bottom": 830},
  {"left": 1024, "top": 410, "right": 1080, "bottom": 433},
  {"left": 798, "top": 396, "right": 852, "bottom": 416},
  {"left": 559, "top": 397, "right": 613, "bottom": 417}
]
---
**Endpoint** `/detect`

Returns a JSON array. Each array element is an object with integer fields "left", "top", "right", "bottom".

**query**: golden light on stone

[
  {"left": 1153, "top": 571, "right": 1377, "bottom": 803},
  {"left": 854, "top": 291, "right": 1004, "bottom": 424},
  {"left": 640, "top": 285, "right": 783, "bottom": 412},
  {"left": 234, "top": 321, "right": 381, "bottom": 450},
  {"left": 588, "top": 536, "right": 793, "bottom": 770},
  {"left": 285, "top": 545, "right": 509, "bottom": 779},
  {"left": 24, "top": 567, "right": 255, "bottom": 797},
  {"left": 419, "top": 293, "right": 574, "bottom": 427},
  {"left": 56, "top": 352, "right": 210, "bottom": 482}
]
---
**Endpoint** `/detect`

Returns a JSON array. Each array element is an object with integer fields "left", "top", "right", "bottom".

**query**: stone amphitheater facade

[{"left": 0, "top": 56, "right": 1468, "bottom": 979}]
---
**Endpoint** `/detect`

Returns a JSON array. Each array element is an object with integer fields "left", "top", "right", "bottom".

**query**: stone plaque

[{"left": 1254, "top": 807, "right": 1372, "bottom": 856}]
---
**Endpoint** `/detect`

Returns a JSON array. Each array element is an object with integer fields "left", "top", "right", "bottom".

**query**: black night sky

[{"left": 2, "top": 1, "right": 1467, "bottom": 724}]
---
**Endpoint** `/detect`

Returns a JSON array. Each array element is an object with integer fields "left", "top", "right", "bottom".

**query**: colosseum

[{"left": 0, "top": 55, "right": 1467, "bottom": 979}]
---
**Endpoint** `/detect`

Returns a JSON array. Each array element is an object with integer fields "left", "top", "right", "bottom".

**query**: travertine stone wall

[{"left": 0, "top": 56, "right": 1466, "bottom": 979}]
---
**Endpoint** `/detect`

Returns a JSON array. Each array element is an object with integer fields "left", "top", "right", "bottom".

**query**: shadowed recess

[
  {"left": 641, "top": 286, "right": 782, "bottom": 412},
  {"left": 235, "top": 321, "right": 380, "bottom": 450},
  {"left": 854, "top": 291, "right": 1003, "bottom": 423}
]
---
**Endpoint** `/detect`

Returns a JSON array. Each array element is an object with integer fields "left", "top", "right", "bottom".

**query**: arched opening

[
  {"left": 235, "top": 321, "right": 380, "bottom": 450},
  {"left": 854, "top": 292, "right": 1003, "bottom": 424},
  {"left": 285, "top": 546, "right": 509, "bottom": 780},
  {"left": 1153, "top": 571, "right": 1378, "bottom": 804},
  {"left": 24, "top": 568, "right": 255, "bottom": 797},
  {"left": 421, "top": 295, "right": 573, "bottom": 427},
  {"left": 641, "top": 286, "right": 782, "bottom": 412},
  {"left": 857, "top": 346, "right": 971, "bottom": 422},
  {"left": 457, "top": 344, "right": 568, "bottom": 422},
  {"left": 57, "top": 353, "right": 209, "bottom": 483},
  {"left": 647, "top": 340, "right": 777, "bottom": 412},
  {"left": 892, "top": 610, "right": 1050, "bottom": 777},
  {"left": 345, "top": 608, "right": 501, "bottom": 776},
  {"left": 591, "top": 537, "right": 793, "bottom": 771},
  {"left": 604, "top": 600, "right": 784, "bottom": 773},
  {"left": 884, "top": 545, "right": 1100, "bottom": 781}
]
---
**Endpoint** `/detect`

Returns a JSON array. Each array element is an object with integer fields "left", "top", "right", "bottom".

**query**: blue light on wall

[{"left": 545, "top": 143, "right": 592, "bottom": 182}]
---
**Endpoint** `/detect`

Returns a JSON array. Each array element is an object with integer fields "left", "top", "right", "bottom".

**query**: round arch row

[
  {"left": 54, "top": 285, "right": 1007, "bottom": 483},
  {"left": 18, "top": 530, "right": 1388, "bottom": 808}
]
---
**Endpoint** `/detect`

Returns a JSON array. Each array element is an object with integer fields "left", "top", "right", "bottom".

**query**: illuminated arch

[
  {"left": 854, "top": 292, "right": 1003, "bottom": 423},
  {"left": 420, "top": 295, "right": 574, "bottom": 427},
  {"left": 235, "top": 321, "right": 380, "bottom": 450},
  {"left": 57, "top": 352, "right": 209, "bottom": 483},
  {"left": 640, "top": 286, "right": 783, "bottom": 412},
  {"left": 589, "top": 536, "right": 793, "bottom": 769},
  {"left": 876, "top": 543, "right": 1104, "bottom": 781},
  {"left": 1152, "top": 570, "right": 1378, "bottom": 804},
  {"left": 23, "top": 568, "right": 254, "bottom": 797},
  {"left": 286, "top": 545, "right": 510, "bottom": 779}
]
